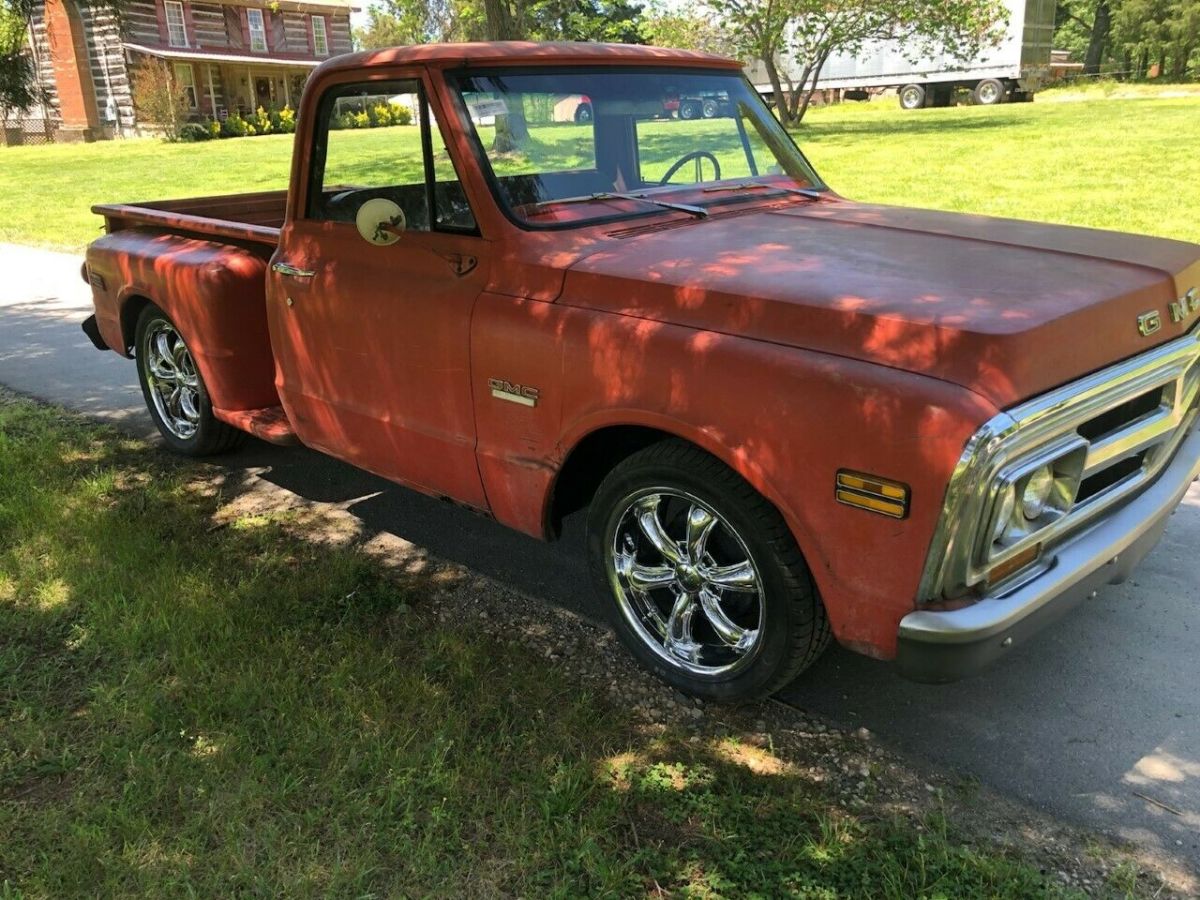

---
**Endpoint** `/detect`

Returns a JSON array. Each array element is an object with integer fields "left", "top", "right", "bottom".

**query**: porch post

[
  {"left": 205, "top": 65, "right": 217, "bottom": 116},
  {"left": 282, "top": 72, "right": 290, "bottom": 107}
]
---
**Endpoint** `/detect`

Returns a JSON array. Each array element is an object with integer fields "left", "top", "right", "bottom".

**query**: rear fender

[{"left": 85, "top": 228, "right": 279, "bottom": 413}]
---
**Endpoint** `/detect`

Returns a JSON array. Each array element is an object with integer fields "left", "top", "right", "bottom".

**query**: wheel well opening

[
  {"left": 547, "top": 425, "right": 674, "bottom": 538},
  {"left": 120, "top": 295, "right": 153, "bottom": 354}
]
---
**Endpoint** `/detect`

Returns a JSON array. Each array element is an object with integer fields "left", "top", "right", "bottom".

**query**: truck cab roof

[{"left": 318, "top": 41, "right": 742, "bottom": 75}]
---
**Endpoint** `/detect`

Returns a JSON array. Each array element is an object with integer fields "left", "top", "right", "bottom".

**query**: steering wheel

[{"left": 659, "top": 150, "right": 721, "bottom": 186}]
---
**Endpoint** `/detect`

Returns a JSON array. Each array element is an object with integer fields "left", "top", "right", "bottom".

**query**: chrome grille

[{"left": 919, "top": 324, "right": 1200, "bottom": 602}]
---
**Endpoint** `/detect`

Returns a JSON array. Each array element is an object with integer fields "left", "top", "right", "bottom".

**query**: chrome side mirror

[{"left": 356, "top": 198, "right": 406, "bottom": 246}]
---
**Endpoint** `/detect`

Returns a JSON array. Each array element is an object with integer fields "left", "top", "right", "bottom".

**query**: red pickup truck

[{"left": 81, "top": 42, "right": 1200, "bottom": 701}]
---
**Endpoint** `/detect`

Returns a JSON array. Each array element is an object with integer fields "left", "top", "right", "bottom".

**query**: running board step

[{"left": 213, "top": 405, "right": 299, "bottom": 446}]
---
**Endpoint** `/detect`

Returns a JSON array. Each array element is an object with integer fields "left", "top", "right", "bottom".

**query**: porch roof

[{"left": 125, "top": 44, "right": 322, "bottom": 69}]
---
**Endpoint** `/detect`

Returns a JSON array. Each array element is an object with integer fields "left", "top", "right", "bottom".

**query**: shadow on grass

[{"left": 0, "top": 396, "right": 1078, "bottom": 897}]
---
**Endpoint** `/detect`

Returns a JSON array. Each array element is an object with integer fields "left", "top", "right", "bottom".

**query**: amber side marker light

[
  {"left": 835, "top": 470, "right": 910, "bottom": 519},
  {"left": 986, "top": 543, "right": 1043, "bottom": 587}
]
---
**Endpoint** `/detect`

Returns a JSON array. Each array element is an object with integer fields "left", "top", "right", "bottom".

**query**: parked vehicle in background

[
  {"left": 676, "top": 92, "right": 732, "bottom": 120},
  {"left": 748, "top": 0, "right": 1056, "bottom": 109},
  {"left": 80, "top": 42, "right": 1200, "bottom": 703}
]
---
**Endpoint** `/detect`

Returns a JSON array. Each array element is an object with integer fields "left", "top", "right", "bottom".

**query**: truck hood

[{"left": 561, "top": 200, "right": 1200, "bottom": 407}]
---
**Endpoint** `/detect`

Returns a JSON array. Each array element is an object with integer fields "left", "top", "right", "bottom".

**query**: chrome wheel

[
  {"left": 975, "top": 80, "right": 1003, "bottom": 105},
  {"left": 608, "top": 488, "right": 766, "bottom": 678},
  {"left": 143, "top": 320, "right": 201, "bottom": 440},
  {"left": 900, "top": 85, "right": 924, "bottom": 109}
]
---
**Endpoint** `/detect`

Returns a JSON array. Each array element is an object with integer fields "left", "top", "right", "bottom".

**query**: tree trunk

[
  {"left": 794, "top": 48, "right": 832, "bottom": 125},
  {"left": 761, "top": 53, "right": 794, "bottom": 127},
  {"left": 1083, "top": 0, "right": 1110, "bottom": 75},
  {"left": 482, "top": 0, "right": 528, "bottom": 152}
]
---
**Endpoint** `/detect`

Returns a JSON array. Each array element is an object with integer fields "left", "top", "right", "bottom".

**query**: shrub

[
  {"left": 220, "top": 112, "right": 251, "bottom": 138},
  {"left": 277, "top": 106, "right": 296, "bottom": 134},
  {"left": 208, "top": 120, "right": 221, "bottom": 139},
  {"left": 130, "top": 58, "right": 190, "bottom": 141},
  {"left": 370, "top": 102, "right": 394, "bottom": 127},
  {"left": 352, "top": 110, "right": 370, "bottom": 129},
  {"left": 178, "top": 122, "right": 211, "bottom": 142},
  {"left": 392, "top": 103, "right": 412, "bottom": 126},
  {"left": 251, "top": 106, "right": 272, "bottom": 135}
]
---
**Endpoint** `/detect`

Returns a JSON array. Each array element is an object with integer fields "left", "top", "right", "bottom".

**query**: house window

[
  {"left": 164, "top": 0, "right": 188, "bottom": 48},
  {"left": 247, "top": 8, "right": 268, "bottom": 53},
  {"left": 311, "top": 16, "right": 328, "bottom": 57},
  {"left": 174, "top": 63, "right": 198, "bottom": 109}
]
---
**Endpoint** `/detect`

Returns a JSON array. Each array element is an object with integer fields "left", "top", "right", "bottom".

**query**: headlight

[
  {"left": 986, "top": 439, "right": 1088, "bottom": 559},
  {"left": 1021, "top": 466, "right": 1055, "bottom": 520}
]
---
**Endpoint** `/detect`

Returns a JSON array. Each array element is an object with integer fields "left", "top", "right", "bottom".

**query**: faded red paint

[{"left": 83, "top": 42, "right": 1200, "bottom": 661}]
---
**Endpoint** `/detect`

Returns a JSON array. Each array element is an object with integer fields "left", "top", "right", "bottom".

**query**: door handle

[{"left": 272, "top": 261, "right": 315, "bottom": 278}]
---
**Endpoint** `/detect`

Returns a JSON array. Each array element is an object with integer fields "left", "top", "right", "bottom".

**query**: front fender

[{"left": 551, "top": 310, "right": 998, "bottom": 659}]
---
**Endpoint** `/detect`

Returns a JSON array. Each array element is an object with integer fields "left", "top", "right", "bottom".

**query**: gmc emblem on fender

[
  {"left": 1137, "top": 310, "right": 1162, "bottom": 336},
  {"left": 489, "top": 378, "right": 540, "bottom": 407},
  {"left": 1169, "top": 287, "right": 1199, "bottom": 325}
]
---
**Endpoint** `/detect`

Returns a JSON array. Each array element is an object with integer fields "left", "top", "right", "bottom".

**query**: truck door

[{"left": 268, "top": 75, "right": 489, "bottom": 509}]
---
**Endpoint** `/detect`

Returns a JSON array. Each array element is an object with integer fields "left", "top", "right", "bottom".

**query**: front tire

[
  {"left": 135, "top": 304, "right": 243, "bottom": 456},
  {"left": 587, "top": 440, "right": 830, "bottom": 702}
]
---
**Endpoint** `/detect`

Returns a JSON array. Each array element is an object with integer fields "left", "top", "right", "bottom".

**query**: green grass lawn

[
  {"left": 2, "top": 93, "right": 1198, "bottom": 251},
  {"left": 0, "top": 394, "right": 1097, "bottom": 897}
]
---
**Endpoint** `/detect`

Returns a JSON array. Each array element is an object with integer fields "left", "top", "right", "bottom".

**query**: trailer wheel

[
  {"left": 972, "top": 79, "right": 1006, "bottom": 106},
  {"left": 898, "top": 84, "right": 926, "bottom": 110}
]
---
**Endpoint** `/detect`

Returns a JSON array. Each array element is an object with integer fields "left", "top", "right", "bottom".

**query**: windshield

[{"left": 452, "top": 68, "right": 824, "bottom": 227}]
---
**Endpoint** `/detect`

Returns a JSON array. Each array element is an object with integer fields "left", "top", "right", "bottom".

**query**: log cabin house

[{"left": 25, "top": 0, "right": 354, "bottom": 140}]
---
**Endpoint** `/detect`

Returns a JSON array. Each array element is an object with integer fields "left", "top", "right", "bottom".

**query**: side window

[
  {"left": 308, "top": 79, "right": 475, "bottom": 234},
  {"left": 428, "top": 106, "right": 476, "bottom": 231}
]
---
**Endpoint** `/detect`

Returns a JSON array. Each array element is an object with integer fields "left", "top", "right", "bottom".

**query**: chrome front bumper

[{"left": 896, "top": 422, "right": 1200, "bottom": 683}]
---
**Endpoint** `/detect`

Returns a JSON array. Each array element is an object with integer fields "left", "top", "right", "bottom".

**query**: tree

[
  {"left": 131, "top": 58, "right": 190, "bottom": 141},
  {"left": 0, "top": 0, "right": 38, "bottom": 121},
  {"left": 355, "top": 0, "right": 475, "bottom": 48},
  {"left": 1117, "top": 0, "right": 1199, "bottom": 79},
  {"left": 1057, "top": 1, "right": 1113, "bottom": 75},
  {"left": 709, "top": 0, "right": 1009, "bottom": 126},
  {"left": 643, "top": 1, "right": 736, "bottom": 55}
]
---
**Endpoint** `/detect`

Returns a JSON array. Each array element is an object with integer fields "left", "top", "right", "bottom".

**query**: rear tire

[
  {"left": 701, "top": 99, "right": 719, "bottom": 119},
  {"left": 587, "top": 440, "right": 831, "bottom": 702},
  {"left": 135, "top": 304, "right": 244, "bottom": 456},
  {"left": 680, "top": 100, "right": 701, "bottom": 120},
  {"left": 972, "top": 78, "right": 1006, "bottom": 106},
  {"left": 898, "top": 84, "right": 926, "bottom": 110}
]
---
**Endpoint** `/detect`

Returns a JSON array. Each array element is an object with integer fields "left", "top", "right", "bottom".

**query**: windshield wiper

[
  {"left": 537, "top": 192, "right": 709, "bottom": 219},
  {"left": 702, "top": 182, "right": 825, "bottom": 201}
]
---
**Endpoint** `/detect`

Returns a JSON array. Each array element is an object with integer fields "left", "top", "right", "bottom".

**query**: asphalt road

[{"left": 3, "top": 241, "right": 1198, "bottom": 872}]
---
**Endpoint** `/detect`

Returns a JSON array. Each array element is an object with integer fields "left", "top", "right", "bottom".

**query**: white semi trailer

[{"left": 747, "top": 0, "right": 1057, "bottom": 110}]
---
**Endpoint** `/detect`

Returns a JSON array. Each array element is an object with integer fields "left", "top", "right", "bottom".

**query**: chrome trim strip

[
  {"left": 272, "top": 261, "right": 316, "bottom": 278},
  {"left": 918, "top": 324, "right": 1200, "bottom": 601},
  {"left": 491, "top": 386, "right": 536, "bottom": 407},
  {"left": 902, "top": 423, "right": 1200, "bottom": 643}
]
